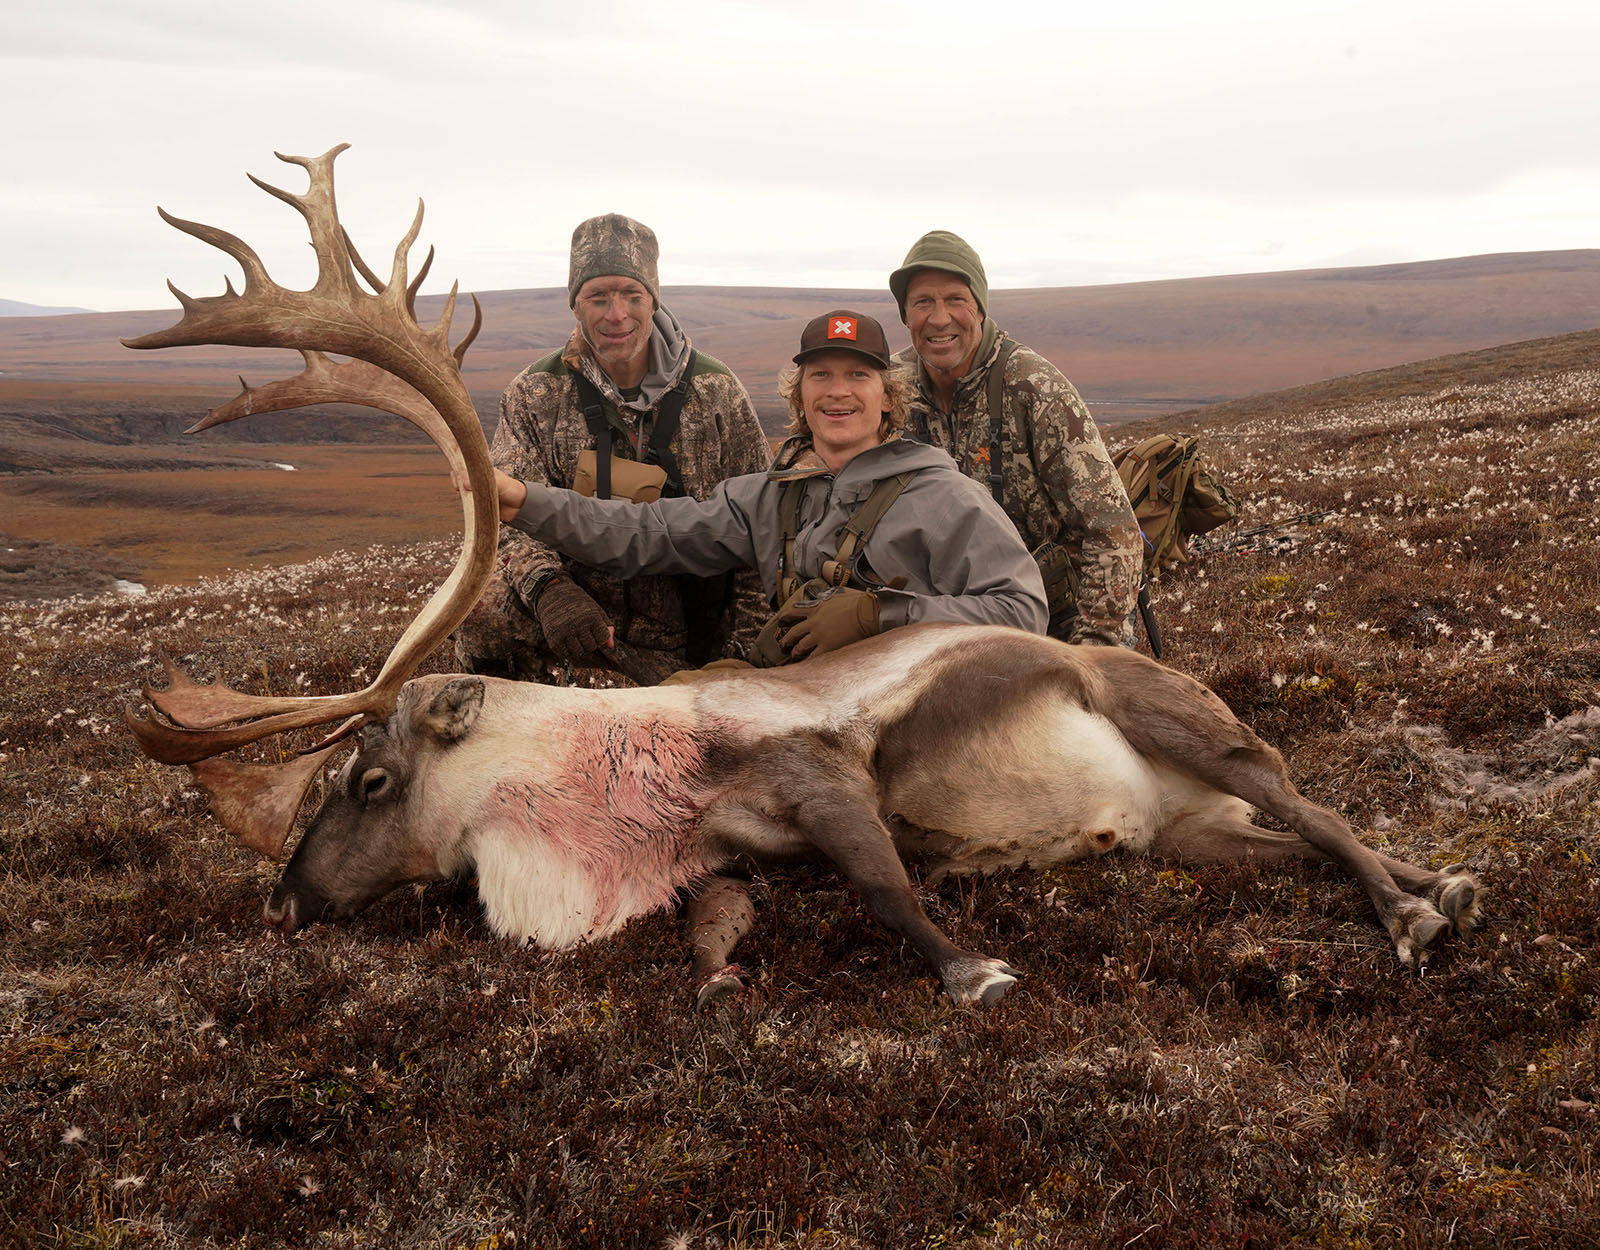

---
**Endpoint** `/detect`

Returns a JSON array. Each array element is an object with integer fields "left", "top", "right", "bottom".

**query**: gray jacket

[{"left": 509, "top": 435, "right": 1048, "bottom": 636}]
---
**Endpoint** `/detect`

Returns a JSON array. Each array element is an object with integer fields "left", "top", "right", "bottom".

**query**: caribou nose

[
  {"left": 265, "top": 881, "right": 334, "bottom": 935},
  {"left": 263, "top": 892, "right": 299, "bottom": 935}
]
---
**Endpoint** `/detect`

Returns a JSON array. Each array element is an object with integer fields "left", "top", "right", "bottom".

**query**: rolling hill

[
  {"left": 3, "top": 322, "right": 1596, "bottom": 601},
  {"left": 2, "top": 249, "right": 1597, "bottom": 430}
]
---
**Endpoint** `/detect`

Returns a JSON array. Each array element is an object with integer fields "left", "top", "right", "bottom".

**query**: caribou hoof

[
  {"left": 694, "top": 963, "right": 750, "bottom": 1011},
  {"left": 1434, "top": 865, "right": 1483, "bottom": 935},
  {"left": 1391, "top": 898, "right": 1451, "bottom": 968},
  {"left": 943, "top": 956, "right": 1021, "bottom": 1007}
]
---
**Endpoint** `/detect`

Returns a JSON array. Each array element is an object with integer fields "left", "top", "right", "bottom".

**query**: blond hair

[{"left": 778, "top": 361, "right": 912, "bottom": 441}]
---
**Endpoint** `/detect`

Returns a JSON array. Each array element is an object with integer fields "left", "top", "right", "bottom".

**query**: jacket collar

[
  {"left": 766, "top": 431, "right": 953, "bottom": 488},
  {"left": 768, "top": 430, "right": 909, "bottom": 482},
  {"left": 560, "top": 306, "right": 693, "bottom": 414}
]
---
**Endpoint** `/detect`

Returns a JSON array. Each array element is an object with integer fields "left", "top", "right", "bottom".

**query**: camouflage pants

[
  {"left": 1047, "top": 606, "right": 1140, "bottom": 649},
  {"left": 451, "top": 566, "right": 688, "bottom": 687}
]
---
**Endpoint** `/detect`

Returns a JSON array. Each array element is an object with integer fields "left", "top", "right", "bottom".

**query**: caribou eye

[{"left": 359, "top": 767, "right": 393, "bottom": 805}]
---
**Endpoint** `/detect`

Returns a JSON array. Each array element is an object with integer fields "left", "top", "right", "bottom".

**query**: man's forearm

[{"left": 508, "top": 480, "right": 757, "bottom": 582}]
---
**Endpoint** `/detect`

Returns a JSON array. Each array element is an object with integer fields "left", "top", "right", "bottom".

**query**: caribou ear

[{"left": 421, "top": 677, "right": 485, "bottom": 744}]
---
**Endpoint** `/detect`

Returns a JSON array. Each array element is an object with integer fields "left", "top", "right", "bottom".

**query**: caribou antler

[{"left": 123, "top": 144, "right": 497, "bottom": 855}]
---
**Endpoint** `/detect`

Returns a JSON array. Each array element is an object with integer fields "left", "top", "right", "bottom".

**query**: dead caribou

[{"left": 125, "top": 147, "right": 1482, "bottom": 1008}]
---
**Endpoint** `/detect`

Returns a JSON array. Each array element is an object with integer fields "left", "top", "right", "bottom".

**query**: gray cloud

[{"left": 5, "top": 0, "right": 1596, "bottom": 310}]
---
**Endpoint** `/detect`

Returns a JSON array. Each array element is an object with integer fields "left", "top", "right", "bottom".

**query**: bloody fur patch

[{"left": 487, "top": 709, "right": 726, "bottom": 935}]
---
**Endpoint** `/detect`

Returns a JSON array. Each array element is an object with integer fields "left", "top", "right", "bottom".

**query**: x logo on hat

[{"left": 828, "top": 317, "right": 857, "bottom": 340}]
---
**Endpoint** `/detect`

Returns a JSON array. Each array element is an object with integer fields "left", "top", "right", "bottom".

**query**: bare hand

[
  {"left": 449, "top": 466, "right": 527, "bottom": 524},
  {"left": 494, "top": 469, "right": 528, "bottom": 523}
]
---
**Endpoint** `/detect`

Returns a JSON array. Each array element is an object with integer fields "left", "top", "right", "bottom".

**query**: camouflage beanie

[
  {"left": 888, "top": 229, "right": 988, "bottom": 322},
  {"left": 567, "top": 214, "right": 660, "bottom": 308}
]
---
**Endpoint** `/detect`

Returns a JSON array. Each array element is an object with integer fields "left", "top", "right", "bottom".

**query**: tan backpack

[{"left": 1112, "top": 434, "right": 1239, "bottom": 577}]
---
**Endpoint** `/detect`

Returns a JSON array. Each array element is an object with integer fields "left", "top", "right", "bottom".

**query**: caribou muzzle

[{"left": 262, "top": 879, "right": 334, "bottom": 936}]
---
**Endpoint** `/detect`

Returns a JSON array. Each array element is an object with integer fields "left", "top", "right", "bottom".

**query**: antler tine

[
  {"left": 248, "top": 146, "right": 360, "bottom": 299},
  {"left": 435, "top": 282, "right": 461, "bottom": 348},
  {"left": 389, "top": 199, "right": 425, "bottom": 300},
  {"left": 151, "top": 208, "right": 275, "bottom": 297},
  {"left": 271, "top": 144, "right": 351, "bottom": 175},
  {"left": 124, "top": 144, "right": 500, "bottom": 854},
  {"left": 342, "top": 225, "right": 386, "bottom": 295},
  {"left": 186, "top": 351, "right": 451, "bottom": 447},
  {"left": 454, "top": 294, "right": 484, "bottom": 366},
  {"left": 406, "top": 245, "right": 436, "bottom": 314},
  {"left": 127, "top": 694, "right": 388, "bottom": 766},
  {"left": 190, "top": 746, "right": 343, "bottom": 858}
]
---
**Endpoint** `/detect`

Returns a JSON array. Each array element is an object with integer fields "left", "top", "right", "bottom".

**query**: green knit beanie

[
  {"left": 888, "top": 230, "right": 988, "bottom": 322},
  {"left": 567, "top": 213, "right": 660, "bottom": 308}
]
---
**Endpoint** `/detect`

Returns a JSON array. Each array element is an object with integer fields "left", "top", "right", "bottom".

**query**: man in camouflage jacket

[
  {"left": 453, "top": 214, "right": 771, "bottom": 685},
  {"left": 888, "top": 230, "right": 1143, "bottom": 646}
]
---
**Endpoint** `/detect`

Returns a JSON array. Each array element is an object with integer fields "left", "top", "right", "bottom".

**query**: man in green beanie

[
  {"left": 453, "top": 213, "right": 770, "bottom": 684},
  {"left": 889, "top": 230, "right": 1142, "bottom": 646}
]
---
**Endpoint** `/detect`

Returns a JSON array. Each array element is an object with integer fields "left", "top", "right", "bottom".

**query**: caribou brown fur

[{"left": 259, "top": 626, "right": 1481, "bottom": 1007}]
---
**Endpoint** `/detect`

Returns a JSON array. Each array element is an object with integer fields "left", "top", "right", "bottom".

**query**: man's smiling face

[{"left": 905, "top": 270, "right": 983, "bottom": 381}]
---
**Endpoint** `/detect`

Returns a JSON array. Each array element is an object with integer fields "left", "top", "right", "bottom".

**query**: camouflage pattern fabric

[
  {"left": 895, "top": 326, "right": 1142, "bottom": 645},
  {"left": 567, "top": 213, "right": 660, "bottom": 306},
  {"left": 454, "top": 328, "right": 771, "bottom": 683}
]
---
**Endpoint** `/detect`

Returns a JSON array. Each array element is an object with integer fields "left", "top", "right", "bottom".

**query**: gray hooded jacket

[{"left": 509, "top": 434, "right": 1048, "bottom": 636}]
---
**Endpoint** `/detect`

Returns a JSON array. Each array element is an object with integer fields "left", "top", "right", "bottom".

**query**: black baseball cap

[{"left": 792, "top": 309, "right": 892, "bottom": 368}]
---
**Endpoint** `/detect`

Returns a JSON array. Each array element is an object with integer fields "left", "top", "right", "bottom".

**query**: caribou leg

[
  {"left": 1095, "top": 656, "right": 1478, "bottom": 964},
  {"left": 782, "top": 777, "right": 1020, "bottom": 1007},
  {"left": 685, "top": 875, "right": 756, "bottom": 1010},
  {"left": 1152, "top": 815, "right": 1483, "bottom": 941},
  {"left": 1155, "top": 750, "right": 1466, "bottom": 964}
]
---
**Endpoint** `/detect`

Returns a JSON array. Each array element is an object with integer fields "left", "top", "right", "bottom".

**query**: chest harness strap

[
  {"left": 982, "top": 338, "right": 1021, "bottom": 506},
  {"left": 776, "top": 470, "right": 919, "bottom": 605},
  {"left": 572, "top": 349, "right": 698, "bottom": 499}
]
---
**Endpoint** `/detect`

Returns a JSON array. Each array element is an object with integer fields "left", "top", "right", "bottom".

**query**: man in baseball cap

[{"left": 488, "top": 306, "right": 1046, "bottom": 671}]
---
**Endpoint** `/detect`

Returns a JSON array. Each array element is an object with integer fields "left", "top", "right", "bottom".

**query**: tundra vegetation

[{"left": 3, "top": 330, "right": 1598, "bottom": 1248}]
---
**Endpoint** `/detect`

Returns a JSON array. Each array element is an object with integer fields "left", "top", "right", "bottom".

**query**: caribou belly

[{"left": 884, "top": 702, "right": 1164, "bottom": 875}]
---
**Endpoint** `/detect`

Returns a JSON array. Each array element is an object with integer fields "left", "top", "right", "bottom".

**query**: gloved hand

[
  {"left": 778, "top": 585, "right": 880, "bottom": 659},
  {"left": 534, "top": 578, "right": 613, "bottom": 661},
  {"left": 660, "top": 657, "right": 756, "bottom": 687}
]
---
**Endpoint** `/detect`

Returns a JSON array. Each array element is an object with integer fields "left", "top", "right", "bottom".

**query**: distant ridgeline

[
  {"left": 1, "top": 397, "right": 502, "bottom": 461},
  {"left": 4, "top": 249, "right": 1598, "bottom": 434},
  {"left": 0, "top": 297, "right": 96, "bottom": 317}
]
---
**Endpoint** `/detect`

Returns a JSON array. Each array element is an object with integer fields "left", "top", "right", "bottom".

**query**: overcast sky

[{"left": 5, "top": 0, "right": 1597, "bottom": 312}]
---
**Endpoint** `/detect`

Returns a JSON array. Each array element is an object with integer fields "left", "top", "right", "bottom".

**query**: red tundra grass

[{"left": 2, "top": 332, "right": 1597, "bottom": 1248}]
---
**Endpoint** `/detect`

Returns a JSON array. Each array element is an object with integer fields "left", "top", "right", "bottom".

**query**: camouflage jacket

[
  {"left": 492, "top": 320, "right": 771, "bottom": 656},
  {"left": 894, "top": 322, "right": 1142, "bottom": 644}
]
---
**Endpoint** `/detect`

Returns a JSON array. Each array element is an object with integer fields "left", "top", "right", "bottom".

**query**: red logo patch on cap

[{"left": 827, "top": 317, "right": 858, "bottom": 341}]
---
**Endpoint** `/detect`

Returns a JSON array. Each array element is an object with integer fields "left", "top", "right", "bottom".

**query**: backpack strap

[
  {"left": 569, "top": 349, "right": 699, "bottom": 500},
  {"left": 644, "top": 349, "right": 695, "bottom": 499},
  {"left": 822, "top": 472, "right": 918, "bottom": 587},
  {"left": 776, "top": 477, "right": 808, "bottom": 605},
  {"left": 571, "top": 369, "right": 617, "bottom": 500},
  {"left": 983, "top": 339, "right": 1022, "bottom": 506},
  {"left": 775, "top": 469, "right": 920, "bottom": 602}
]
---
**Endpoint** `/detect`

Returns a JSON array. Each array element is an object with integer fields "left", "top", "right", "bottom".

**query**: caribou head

[{"left": 123, "top": 145, "right": 497, "bottom": 859}]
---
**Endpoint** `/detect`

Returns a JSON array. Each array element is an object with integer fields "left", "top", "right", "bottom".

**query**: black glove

[{"left": 534, "top": 578, "right": 612, "bottom": 662}]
